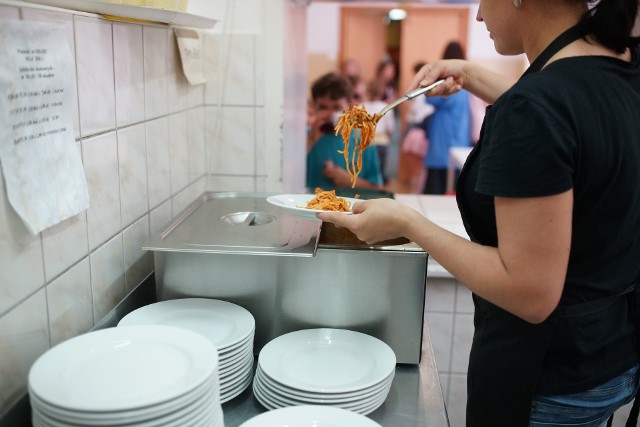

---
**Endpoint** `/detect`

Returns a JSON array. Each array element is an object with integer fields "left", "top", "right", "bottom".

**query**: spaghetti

[
  {"left": 334, "top": 105, "right": 380, "bottom": 188},
  {"left": 305, "top": 188, "right": 352, "bottom": 212}
]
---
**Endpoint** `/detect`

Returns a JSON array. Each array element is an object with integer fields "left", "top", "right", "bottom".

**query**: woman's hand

[
  {"left": 316, "top": 198, "right": 420, "bottom": 244},
  {"left": 409, "top": 59, "right": 515, "bottom": 104},
  {"left": 409, "top": 59, "right": 468, "bottom": 97}
]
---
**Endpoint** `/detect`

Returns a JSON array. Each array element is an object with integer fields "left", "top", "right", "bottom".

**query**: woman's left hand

[{"left": 316, "top": 198, "right": 418, "bottom": 244}]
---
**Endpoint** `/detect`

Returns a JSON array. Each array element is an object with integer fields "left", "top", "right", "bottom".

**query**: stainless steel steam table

[{"left": 221, "top": 324, "right": 450, "bottom": 427}]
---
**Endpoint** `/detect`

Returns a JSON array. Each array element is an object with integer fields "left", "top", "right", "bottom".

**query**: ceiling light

[{"left": 388, "top": 8, "right": 407, "bottom": 20}]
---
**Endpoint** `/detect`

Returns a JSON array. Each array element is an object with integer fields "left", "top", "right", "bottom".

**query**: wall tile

[
  {"left": 255, "top": 35, "right": 265, "bottom": 106},
  {"left": 21, "top": 8, "right": 81, "bottom": 139},
  {"left": 0, "top": 171, "right": 45, "bottom": 317},
  {"left": 0, "top": 290, "right": 49, "bottom": 415},
  {"left": 82, "top": 132, "right": 121, "bottom": 251},
  {"left": 255, "top": 106, "right": 265, "bottom": 176},
  {"left": 425, "top": 312, "right": 454, "bottom": 374},
  {"left": 41, "top": 211, "right": 88, "bottom": 282},
  {"left": 169, "top": 111, "right": 189, "bottom": 193},
  {"left": 203, "top": 33, "right": 220, "bottom": 105},
  {"left": 123, "top": 215, "right": 152, "bottom": 293},
  {"left": 0, "top": 5, "right": 19, "bottom": 19},
  {"left": 90, "top": 234, "right": 125, "bottom": 323},
  {"left": 113, "top": 22, "right": 145, "bottom": 127},
  {"left": 149, "top": 199, "right": 172, "bottom": 236},
  {"left": 455, "top": 282, "right": 475, "bottom": 314},
  {"left": 143, "top": 26, "right": 168, "bottom": 120},
  {"left": 74, "top": 16, "right": 116, "bottom": 136},
  {"left": 171, "top": 187, "right": 194, "bottom": 218},
  {"left": 167, "top": 30, "right": 189, "bottom": 113},
  {"left": 145, "top": 117, "right": 171, "bottom": 209},
  {"left": 451, "top": 313, "right": 473, "bottom": 373},
  {"left": 187, "top": 177, "right": 207, "bottom": 202},
  {"left": 425, "top": 277, "right": 456, "bottom": 313},
  {"left": 188, "top": 107, "right": 206, "bottom": 182},
  {"left": 206, "top": 175, "right": 255, "bottom": 192},
  {"left": 220, "top": 34, "right": 255, "bottom": 106},
  {"left": 208, "top": 106, "right": 255, "bottom": 175},
  {"left": 46, "top": 258, "right": 92, "bottom": 346},
  {"left": 117, "top": 123, "right": 148, "bottom": 228}
]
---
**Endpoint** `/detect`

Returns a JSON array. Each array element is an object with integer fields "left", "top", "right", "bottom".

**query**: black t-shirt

[
  {"left": 462, "top": 53, "right": 640, "bottom": 304},
  {"left": 458, "top": 51, "right": 640, "bottom": 392}
]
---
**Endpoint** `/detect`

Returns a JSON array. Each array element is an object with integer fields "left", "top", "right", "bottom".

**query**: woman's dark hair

[
  {"left": 579, "top": 0, "right": 640, "bottom": 53},
  {"left": 442, "top": 41, "right": 466, "bottom": 60}
]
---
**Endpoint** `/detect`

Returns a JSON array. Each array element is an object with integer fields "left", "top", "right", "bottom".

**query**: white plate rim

[
  {"left": 29, "top": 325, "right": 218, "bottom": 412},
  {"left": 240, "top": 404, "right": 384, "bottom": 427},
  {"left": 118, "top": 298, "right": 255, "bottom": 350},
  {"left": 266, "top": 194, "right": 360, "bottom": 220},
  {"left": 258, "top": 328, "right": 395, "bottom": 394}
]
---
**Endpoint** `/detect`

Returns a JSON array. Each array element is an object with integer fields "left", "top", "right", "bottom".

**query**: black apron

[{"left": 456, "top": 24, "right": 640, "bottom": 427}]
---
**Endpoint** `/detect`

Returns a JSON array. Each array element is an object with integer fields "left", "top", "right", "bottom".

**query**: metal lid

[{"left": 143, "top": 192, "right": 321, "bottom": 257}]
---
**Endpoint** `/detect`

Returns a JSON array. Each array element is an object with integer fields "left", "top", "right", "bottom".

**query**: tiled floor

[{"left": 398, "top": 194, "right": 635, "bottom": 427}]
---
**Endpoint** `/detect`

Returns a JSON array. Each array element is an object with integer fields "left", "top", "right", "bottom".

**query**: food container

[{"left": 144, "top": 192, "right": 427, "bottom": 364}]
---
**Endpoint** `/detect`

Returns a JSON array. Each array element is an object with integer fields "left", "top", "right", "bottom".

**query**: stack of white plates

[
  {"left": 28, "top": 325, "right": 223, "bottom": 427},
  {"left": 118, "top": 298, "right": 255, "bottom": 403},
  {"left": 253, "top": 328, "right": 395, "bottom": 415},
  {"left": 238, "top": 405, "right": 384, "bottom": 427}
]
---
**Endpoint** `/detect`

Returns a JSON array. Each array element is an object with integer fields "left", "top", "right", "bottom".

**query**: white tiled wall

[{"left": 0, "top": 0, "right": 305, "bottom": 416}]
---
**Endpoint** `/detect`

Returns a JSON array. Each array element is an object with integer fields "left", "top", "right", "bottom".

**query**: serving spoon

[{"left": 374, "top": 79, "right": 446, "bottom": 121}]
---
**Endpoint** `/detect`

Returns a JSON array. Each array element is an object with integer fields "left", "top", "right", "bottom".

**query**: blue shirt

[
  {"left": 424, "top": 90, "right": 471, "bottom": 169},
  {"left": 306, "top": 132, "right": 383, "bottom": 190}
]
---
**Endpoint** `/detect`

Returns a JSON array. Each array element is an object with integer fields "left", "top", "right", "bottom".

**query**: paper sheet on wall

[
  {"left": 0, "top": 20, "right": 89, "bottom": 235},
  {"left": 174, "top": 27, "right": 206, "bottom": 85}
]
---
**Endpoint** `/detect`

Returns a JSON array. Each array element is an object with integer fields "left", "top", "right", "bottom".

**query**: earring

[{"left": 514, "top": 0, "right": 521, "bottom": 8}]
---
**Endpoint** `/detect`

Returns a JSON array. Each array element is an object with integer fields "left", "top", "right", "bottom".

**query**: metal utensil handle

[
  {"left": 404, "top": 79, "right": 446, "bottom": 100},
  {"left": 377, "top": 79, "right": 445, "bottom": 118}
]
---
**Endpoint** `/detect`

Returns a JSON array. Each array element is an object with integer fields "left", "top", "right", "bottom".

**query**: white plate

[
  {"left": 29, "top": 373, "right": 218, "bottom": 425},
  {"left": 253, "top": 373, "right": 389, "bottom": 414},
  {"left": 239, "top": 405, "right": 383, "bottom": 427},
  {"left": 258, "top": 329, "right": 395, "bottom": 394},
  {"left": 220, "top": 372, "right": 254, "bottom": 404},
  {"left": 29, "top": 325, "right": 218, "bottom": 412},
  {"left": 256, "top": 366, "right": 393, "bottom": 402},
  {"left": 118, "top": 298, "right": 255, "bottom": 351},
  {"left": 23, "top": 0, "right": 216, "bottom": 28},
  {"left": 266, "top": 194, "right": 360, "bottom": 221}
]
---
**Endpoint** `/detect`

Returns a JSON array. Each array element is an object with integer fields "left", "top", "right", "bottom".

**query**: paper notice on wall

[
  {"left": 0, "top": 20, "right": 89, "bottom": 235},
  {"left": 174, "top": 27, "right": 206, "bottom": 85}
]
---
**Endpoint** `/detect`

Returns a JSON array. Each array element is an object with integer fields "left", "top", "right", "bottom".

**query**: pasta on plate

[{"left": 305, "top": 188, "right": 358, "bottom": 212}]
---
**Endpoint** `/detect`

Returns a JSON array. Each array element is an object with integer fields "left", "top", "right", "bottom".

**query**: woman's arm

[
  {"left": 317, "top": 190, "right": 572, "bottom": 323},
  {"left": 410, "top": 59, "right": 517, "bottom": 105}
]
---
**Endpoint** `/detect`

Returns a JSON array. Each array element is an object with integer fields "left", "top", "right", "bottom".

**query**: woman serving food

[{"left": 318, "top": 0, "right": 640, "bottom": 425}]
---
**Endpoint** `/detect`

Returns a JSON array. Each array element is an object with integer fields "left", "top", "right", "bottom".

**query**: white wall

[{"left": 0, "top": 0, "right": 304, "bottom": 416}]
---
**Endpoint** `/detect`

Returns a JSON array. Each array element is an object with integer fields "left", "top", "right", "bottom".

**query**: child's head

[{"left": 311, "top": 72, "right": 352, "bottom": 130}]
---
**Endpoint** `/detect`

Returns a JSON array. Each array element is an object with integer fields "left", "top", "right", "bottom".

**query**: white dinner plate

[
  {"left": 30, "top": 374, "right": 218, "bottom": 426},
  {"left": 255, "top": 366, "right": 393, "bottom": 402},
  {"left": 253, "top": 373, "right": 389, "bottom": 414},
  {"left": 258, "top": 329, "right": 395, "bottom": 394},
  {"left": 239, "top": 405, "right": 383, "bottom": 427},
  {"left": 29, "top": 325, "right": 218, "bottom": 412},
  {"left": 266, "top": 194, "right": 360, "bottom": 221},
  {"left": 118, "top": 298, "right": 255, "bottom": 351}
]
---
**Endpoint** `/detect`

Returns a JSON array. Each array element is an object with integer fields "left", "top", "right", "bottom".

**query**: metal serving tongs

[{"left": 375, "top": 79, "right": 446, "bottom": 120}]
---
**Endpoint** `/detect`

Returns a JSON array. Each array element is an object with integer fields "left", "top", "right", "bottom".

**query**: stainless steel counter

[
  {"left": 222, "top": 324, "right": 450, "bottom": 427},
  {"left": 0, "top": 274, "right": 449, "bottom": 427}
]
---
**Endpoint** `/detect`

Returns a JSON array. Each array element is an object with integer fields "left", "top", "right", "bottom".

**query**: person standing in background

[
  {"left": 362, "top": 78, "right": 395, "bottom": 184},
  {"left": 422, "top": 41, "right": 472, "bottom": 194},
  {"left": 375, "top": 59, "right": 398, "bottom": 104}
]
